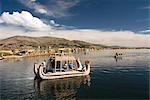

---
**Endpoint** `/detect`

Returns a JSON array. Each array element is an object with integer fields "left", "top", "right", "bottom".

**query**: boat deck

[{"left": 46, "top": 70, "right": 83, "bottom": 76}]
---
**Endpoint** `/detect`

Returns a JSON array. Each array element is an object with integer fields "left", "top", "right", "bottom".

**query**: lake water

[{"left": 0, "top": 49, "right": 149, "bottom": 100}]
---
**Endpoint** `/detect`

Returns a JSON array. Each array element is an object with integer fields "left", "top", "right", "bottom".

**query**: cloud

[
  {"left": 19, "top": 0, "right": 80, "bottom": 17},
  {"left": 19, "top": 0, "right": 48, "bottom": 15},
  {"left": 139, "top": 6, "right": 150, "bottom": 10},
  {"left": 0, "top": 11, "right": 149, "bottom": 47},
  {"left": 50, "top": 20, "right": 60, "bottom": 27},
  {"left": 0, "top": 11, "right": 51, "bottom": 31},
  {"left": 30, "top": 0, "right": 36, "bottom": 2},
  {"left": 140, "top": 30, "right": 150, "bottom": 33},
  {"left": 50, "top": 29, "right": 150, "bottom": 47},
  {"left": 51, "top": 0, "right": 80, "bottom": 17},
  {"left": 0, "top": 25, "right": 51, "bottom": 38},
  {"left": 36, "top": 8, "right": 47, "bottom": 14},
  {"left": 49, "top": 20, "right": 75, "bottom": 29}
]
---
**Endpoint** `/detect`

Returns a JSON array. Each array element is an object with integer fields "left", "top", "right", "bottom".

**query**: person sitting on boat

[
  {"left": 46, "top": 58, "right": 53, "bottom": 72},
  {"left": 68, "top": 62, "right": 73, "bottom": 70},
  {"left": 73, "top": 62, "right": 78, "bottom": 70},
  {"left": 63, "top": 61, "right": 68, "bottom": 71}
]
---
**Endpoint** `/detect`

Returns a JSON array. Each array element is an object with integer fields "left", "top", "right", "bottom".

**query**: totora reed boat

[{"left": 34, "top": 53, "right": 90, "bottom": 79}]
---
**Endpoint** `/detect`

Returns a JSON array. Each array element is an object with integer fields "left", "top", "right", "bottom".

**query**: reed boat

[{"left": 34, "top": 53, "right": 90, "bottom": 80}]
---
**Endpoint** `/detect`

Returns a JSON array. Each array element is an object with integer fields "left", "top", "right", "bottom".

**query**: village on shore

[
  {"left": 0, "top": 46, "right": 97, "bottom": 59},
  {"left": 0, "top": 36, "right": 149, "bottom": 60},
  {"left": 0, "top": 45, "right": 148, "bottom": 60}
]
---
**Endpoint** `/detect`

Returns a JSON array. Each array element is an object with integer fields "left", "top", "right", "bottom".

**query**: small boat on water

[
  {"left": 114, "top": 53, "right": 123, "bottom": 58},
  {"left": 34, "top": 53, "right": 90, "bottom": 80}
]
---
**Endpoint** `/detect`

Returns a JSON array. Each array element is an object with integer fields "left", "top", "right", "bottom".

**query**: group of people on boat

[
  {"left": 63, "top": 61, "right": 86, "bottom": 71},
  {"left": 34, "top": 51, "right": 90, "bottom": 79},
  {"left": 41, "top": 57, "right": 87, "bottom": 73},
  {"left": 63, "top": 61, "right": 73, "bottom": 70}
]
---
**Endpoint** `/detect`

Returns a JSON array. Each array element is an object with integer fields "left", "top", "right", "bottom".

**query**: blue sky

[
  {"left": 0, "top": 0, "right": 149, "bottom": 47},
  {"left": 1, "top": 0, "right": 149, "bottom": 32}
]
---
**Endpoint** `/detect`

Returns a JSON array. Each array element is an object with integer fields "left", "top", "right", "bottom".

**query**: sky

[{"left": 0, "top": 0, "right": 149, "bottom": 47}]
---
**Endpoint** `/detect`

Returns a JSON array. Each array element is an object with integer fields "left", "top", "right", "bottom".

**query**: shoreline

[
  {"left": 2, "top": 53, "right": 51, "bottom": 59},
  {"left": 1, "top": 48, "right": 149, "bottom": 60}
]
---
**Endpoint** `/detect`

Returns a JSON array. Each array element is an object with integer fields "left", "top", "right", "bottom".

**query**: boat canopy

[
  {"left": 50, "top": 53, "right": 76, "bottom": 61},
  {"left": 55, "top": 56, "right": 76, "bottom": 61}
]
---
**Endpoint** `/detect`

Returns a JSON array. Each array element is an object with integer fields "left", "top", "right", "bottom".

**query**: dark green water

[{"left": 0, "top": 49, "right": 149, "bottom": 100}]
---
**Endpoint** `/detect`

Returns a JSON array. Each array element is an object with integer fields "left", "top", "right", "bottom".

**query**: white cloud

[
  {"left": 19, "top": 0, "right": 49, "bottom": 15},
  {"left": 141, "top": 30, "right": 150, "bottom": 33},
  {"left": 50, "top": 29, "right": 150, "bottom": 47},
  {"left": 0, "top": 11, "right": 51, "bottom": 31},
  {"left": 51, "top": 0, "right": 80, "bottom": 17},
  {"left": 50, "top": 20, "right": 55, "bottom": 25},
  {"left": 0, "top": 11, "right": 149, "bottom": 47},
  {"left": 50, "top": 20, "right": 60, "bottom": 27},
  {"left": 36, "top": 8, "right": 47, "bottom": 14},
  {"left": 30, "top": 0, "right": 36, "bottom": 2},
  {"left": 19, "top": 0, "right": 80, "bottom": 17},
  {"left": 139, "top": 6, "right": 150, "bottom": 10},
  {"left": 0, "top": 26, "right": 51, "bottom": 39}
]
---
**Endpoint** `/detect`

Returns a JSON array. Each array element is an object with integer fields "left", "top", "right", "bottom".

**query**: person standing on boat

[
  {"left": 76, "top": 58, "right": 82, "bottom": 71},
  {"left": 82, "top": 65, "right": 86, "bottom": 72},
  {"left": 42, "top": 60, "right": 47, "bottom": 73},
  {"left": 61, "top": 50, "right": 64, "bottom": 56}
]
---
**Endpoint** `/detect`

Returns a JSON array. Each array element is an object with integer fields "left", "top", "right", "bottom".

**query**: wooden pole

[
  {"left": 55, "top": 60, "right": 56, "bottom": 72},
  {"left": 60, "top": 61, "right": 62, "bottom": 72}
]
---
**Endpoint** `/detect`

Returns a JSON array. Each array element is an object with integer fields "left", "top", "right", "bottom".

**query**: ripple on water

[{"left": 1, "top": 50, "right": 149, "bottom": 99}]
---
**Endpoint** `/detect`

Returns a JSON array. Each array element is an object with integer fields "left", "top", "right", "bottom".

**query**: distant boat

[
  {"left": 114, "top": 53, "right": 123, "bottom": 62},
  {"left": 114, "top": 53, "right": 123, "bottom": 58},
  {"left": 34, "top": 53, "right": 90, "bottom": 80}
]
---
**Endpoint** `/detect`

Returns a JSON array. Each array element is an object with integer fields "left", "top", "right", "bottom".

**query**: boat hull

[
  {"left": 37, "top": 64, "right": 90, "bottom": 80},
  {"left": 34, "top": 63, "right": 41, "bottom": 76}
]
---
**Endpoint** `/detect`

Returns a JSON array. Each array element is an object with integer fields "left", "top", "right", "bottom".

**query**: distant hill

[
  {"left": 0, "top": 36, "right": 108, "bottom": 50},
  {"left": 0, "top": 36, "right": 149, "bottom": 50}
]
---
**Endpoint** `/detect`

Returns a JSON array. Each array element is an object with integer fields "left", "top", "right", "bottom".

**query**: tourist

[
  {"left": 82, "top": 65, "right": 86, "bottom": 72},
  {"left": 61, "top": 50, "right": 64, "bottom": 56},
  {"left": 68, "top": 62, "right": 73, "bottom": 70},
  {"left": 42, "top": 60, "right": 47, "bottom": 73},
  {"left": 63, "top": 61, "right": 68, "bottom": 70}
]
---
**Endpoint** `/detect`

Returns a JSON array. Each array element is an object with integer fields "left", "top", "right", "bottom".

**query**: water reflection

[{"left": 34, "top": 75, "right": 91, "bottom": 100}]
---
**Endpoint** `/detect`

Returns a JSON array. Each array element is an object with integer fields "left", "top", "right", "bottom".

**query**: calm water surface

[{"left": 0, "top": 49, "right": 149, "bottom": 99}]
